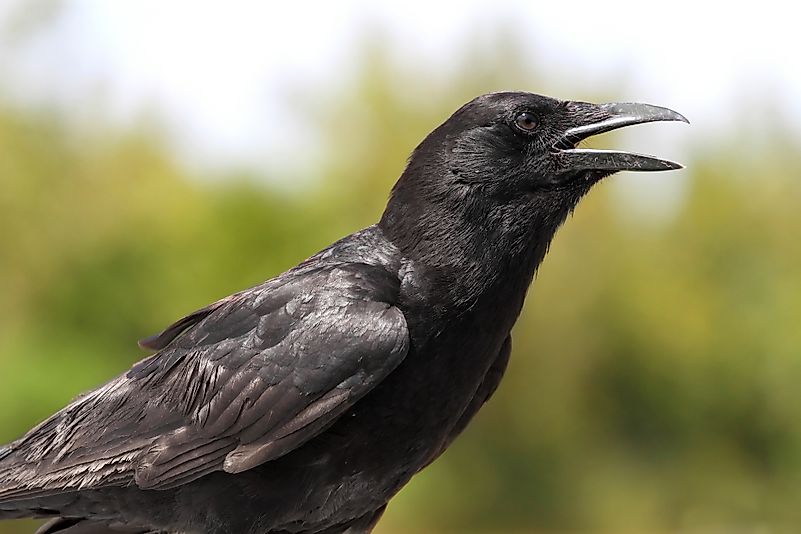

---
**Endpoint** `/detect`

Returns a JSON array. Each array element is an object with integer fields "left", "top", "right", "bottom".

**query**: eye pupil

[{"left": 515, "top": 112, "right": 537, "bottom": 131}]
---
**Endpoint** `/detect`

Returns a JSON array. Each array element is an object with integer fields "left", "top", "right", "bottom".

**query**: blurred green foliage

[{"left": 2, "top": 39, "right": 801, "bottom": 534}]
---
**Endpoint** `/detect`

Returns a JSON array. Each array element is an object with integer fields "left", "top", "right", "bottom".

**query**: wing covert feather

[{"left": 0, "top": 262, "right": 408, "bottom": 498}]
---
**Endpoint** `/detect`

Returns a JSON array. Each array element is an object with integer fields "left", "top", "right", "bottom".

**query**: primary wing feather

[{"left": 0, "top": 262, "right": 408, "bottom": 499}]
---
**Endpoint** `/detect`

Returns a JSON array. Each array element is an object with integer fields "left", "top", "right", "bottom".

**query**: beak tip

[
  {"left": 653, "top": 107, "right": 689, "bottom": 125},
  {"left": 641, "top": 158, "right": 685, "bottom": 172},
  {"left": 648, "top": 157, "right": 684, "bottom": 171}
]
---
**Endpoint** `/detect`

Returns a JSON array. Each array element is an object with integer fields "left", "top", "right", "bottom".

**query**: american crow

[{"left": 0, "top": 92, "right": 686, "bottom": 533}]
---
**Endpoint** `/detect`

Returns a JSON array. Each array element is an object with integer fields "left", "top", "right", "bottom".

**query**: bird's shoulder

[
  {"left": 127, "top": 250, "right": 411, "bottom": 487},
  {"left": 0, "top": 226, "right": 410, "bottom": 498},
  {"left": 138, "top": 224, "right": 405, "bottom": 357}
]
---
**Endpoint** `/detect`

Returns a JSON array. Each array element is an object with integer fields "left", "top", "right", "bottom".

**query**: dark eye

[{"left": 514, "top": 112, "right": 537, "bottom": 132}]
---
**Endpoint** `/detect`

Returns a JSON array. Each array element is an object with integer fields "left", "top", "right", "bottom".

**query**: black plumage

[{"left": 0, "top": 92, "right": 686, "bottom": 533}]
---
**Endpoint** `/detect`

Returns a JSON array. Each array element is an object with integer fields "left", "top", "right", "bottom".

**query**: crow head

[
  {"left": 380, "top": 92, "right": 687, "bottom": 279},
  {"left": 407, "top": 91, "right": 686, "bottom": 194}
]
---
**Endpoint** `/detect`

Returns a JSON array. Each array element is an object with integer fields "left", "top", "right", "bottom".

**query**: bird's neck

[{"left": 379, "top": 188, "right": 582, "bottom": 312}]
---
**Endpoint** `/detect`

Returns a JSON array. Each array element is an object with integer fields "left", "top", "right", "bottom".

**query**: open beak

[{"left": 554, "top": 102, "right": 689, "bottom": 173}]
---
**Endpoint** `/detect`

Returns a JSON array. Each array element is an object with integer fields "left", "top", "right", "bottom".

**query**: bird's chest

[
  {"left": 363, "top": 285, "right": 518, "bottom": 445},
  {"left": 315, "top": 303, "right": 510, "bottom": 516},
  {"left": 404, "top": 301, "right": 512, "bottom": 414},
  {"left": 308, "top": 271, "right": 529, "bottom": 514}
]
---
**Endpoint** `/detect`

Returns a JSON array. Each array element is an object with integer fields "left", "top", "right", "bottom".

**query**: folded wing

[{"left": 0, "top": 262, "right": 408, "bottom": 499}]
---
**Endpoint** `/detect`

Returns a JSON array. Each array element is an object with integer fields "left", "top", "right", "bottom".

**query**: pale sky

[{"left": 0, "top": 1, "right": 797, "bottom": 217}]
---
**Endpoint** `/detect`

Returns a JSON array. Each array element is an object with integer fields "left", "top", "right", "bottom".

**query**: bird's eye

[{"left": 514, "top": 112, "right": 538, "bottom": 132}]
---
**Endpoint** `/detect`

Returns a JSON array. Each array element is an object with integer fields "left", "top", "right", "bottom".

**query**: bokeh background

[{"left": 1, "top": 1, "right": 800, "bottom": 533}]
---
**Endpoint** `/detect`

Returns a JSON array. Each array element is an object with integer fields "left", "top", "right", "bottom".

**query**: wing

[{"left": 0, "top": 262, "right": 408, "bottom": 499}]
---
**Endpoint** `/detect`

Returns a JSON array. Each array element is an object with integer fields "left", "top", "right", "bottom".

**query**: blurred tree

[{"left": 1, "top": 27, "right": 801, "bottom": 534}]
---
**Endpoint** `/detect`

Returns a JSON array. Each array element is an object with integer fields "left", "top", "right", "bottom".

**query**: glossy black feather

[
  {"left": 0, "top": 92, "right": 683, "bottom": 533},
  {"left": 0, "top": 251, "right": 408, "bottom": 500}
]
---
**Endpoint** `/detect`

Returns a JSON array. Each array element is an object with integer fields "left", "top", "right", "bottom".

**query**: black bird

[{"left": 0, "top": 92, "right": 686, "bottom": 534}]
